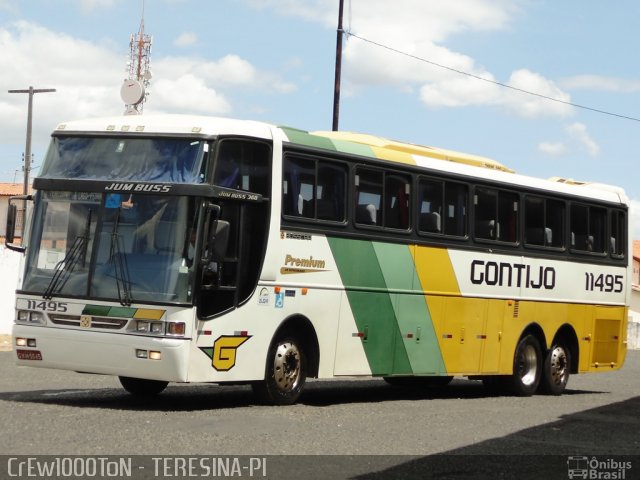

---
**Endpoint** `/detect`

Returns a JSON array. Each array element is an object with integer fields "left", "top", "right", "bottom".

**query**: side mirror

[
  {"left": 200, "top": 202, "right": 229, "bottom": 265},
  {"left": 5, "top": 195, "right": 31, "bottom": 253},
  {"left": 5, "top": 204, "right": 17, "bottom": 244},
  {"left": 210, "top": 220, "right": 230, "bottom": 261}
]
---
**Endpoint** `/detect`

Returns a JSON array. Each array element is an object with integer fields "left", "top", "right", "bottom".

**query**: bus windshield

[
  {"left": 40, "top": 137, "right": 206, "bottom": 183},
  {"left": 22, "top": 191, "right": 198, "bottom": 305}
]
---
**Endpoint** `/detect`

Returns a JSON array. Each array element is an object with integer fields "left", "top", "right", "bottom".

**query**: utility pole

[
  {"left": 332, "top": 0, "right": 345, "bottom": 131},
  {"left": 8, "top": 86, "right": 56, "bottom": 232}
]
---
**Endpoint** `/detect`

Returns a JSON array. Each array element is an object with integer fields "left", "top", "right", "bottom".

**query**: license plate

[{"left": 16, "top": 349, "right": 43, "bottom": 361}]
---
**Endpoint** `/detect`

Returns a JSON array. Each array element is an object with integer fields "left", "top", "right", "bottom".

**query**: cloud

[
  {"left": 0, "top": 21, "right": 296, "bottom": 149},
  {"left": 174, "top": 32, "right": 198, "bottom": 47},
  {"left": 155, "top": 54, "right": 297, "bottom": 93},
  {"left": 0, "top": 21, "right": 123, "bottom": 143},
  {"left": 148, "top": 74, "right": 231, "bottom": 114},
  {"left": 253, "top": 0, "right": 571, "bottom": 119},
  {"left": 566, "top": 122, "right": 600, "bottom": 156},
  {"left": 538, "top": 142, "right": 567, "bottom": 157}
]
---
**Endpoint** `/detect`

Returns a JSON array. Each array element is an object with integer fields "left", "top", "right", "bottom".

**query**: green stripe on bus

[
  {"left": 327, "top": 237, "right": 396, "bottom": 374},
  {"left": 372, "top": 243, "right": 447, "bottom": 375},
  {"left": 328, "top": 238, "right": 447, "bottom": 376},
  {"left": 281, "top": 127, "right": 337, "bottom": 151}
]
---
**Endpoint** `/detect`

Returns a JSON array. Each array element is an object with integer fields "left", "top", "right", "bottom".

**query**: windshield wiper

[
  {"left": 109, "top": 210, "right": 133, "bottom": 306},
  {"left": 43, "top": 209, "right": 92, "bottom": 299}
]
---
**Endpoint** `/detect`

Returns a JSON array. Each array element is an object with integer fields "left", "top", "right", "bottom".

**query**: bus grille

[{"left": 49, "top": 314, "right": 128, "bottom": 330}]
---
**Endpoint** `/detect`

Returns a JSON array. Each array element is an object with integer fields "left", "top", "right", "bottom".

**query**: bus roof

[
  {"left": 52, "top": 114, "right": 627, "bottom": 206},
  {"left": 54, "top": 114, "right": 274, "bottom": 139},
  {"left": 312, "top": 130, "right": 515, "bottom": 173},
  {"left": 280, "top": 126, "right": 627, "bottom": 206}
]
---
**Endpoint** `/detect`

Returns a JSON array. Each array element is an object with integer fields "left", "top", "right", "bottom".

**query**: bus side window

[
  {"left": 355, "top": 168, "right": 382, "bottom": 227},
  {"left": 214, "top": 140, "right": 271, "bottom": 196},
  {"left": 474, "top": 188, "right": 497, "bottom": 240},
  {"left": 283, "top": 156, "right": 315, "bottom": 217},
  {"left": 385, "top": 174, "right": 410, "bottom": 230},
  {"left": 610, "top": 210, "right": 626, "bottom": 257},
  {"left": 418, "top": 179, "right": 443, "bottom": 234},
  {"left": 317, "top": 162, "right": 347, "bottom": 222}
]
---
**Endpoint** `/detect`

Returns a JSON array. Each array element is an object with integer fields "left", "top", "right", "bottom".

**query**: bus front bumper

[{"left": 12, "top": 324, "right": 191, "bottom": 382}]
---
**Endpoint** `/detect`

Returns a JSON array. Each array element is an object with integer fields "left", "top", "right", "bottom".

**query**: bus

[{"left": 7, "top": 114, "right": 630, "bottom": 405}]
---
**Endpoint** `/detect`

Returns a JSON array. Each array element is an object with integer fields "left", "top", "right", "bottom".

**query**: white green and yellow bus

[{"left": 7, "top": 114, "right": 630, "bottom": 405}]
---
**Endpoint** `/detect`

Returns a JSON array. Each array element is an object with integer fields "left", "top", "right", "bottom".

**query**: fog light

[
  {"left": 167, "top": 322, "right": 185, "bottom": 336},
  {"left": 27, "top": 339, "right": 37, "bottom": 347},
  {"left": 149, "top": 351, "right": 162, "bottom": 360},
  {"left": 135, "top": 349, "right": 148, "bottom": 359},
  {"left": 16, "top": 337, "right": 27, "bottom": 347}
]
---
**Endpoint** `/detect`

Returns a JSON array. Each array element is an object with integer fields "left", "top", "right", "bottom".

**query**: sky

[{"left": 2, "top": 0, "right": 640, "bottom": 237}]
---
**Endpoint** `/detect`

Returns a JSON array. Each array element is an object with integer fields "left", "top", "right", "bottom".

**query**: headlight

[
  {"left": 136, "top": 321, "right": 150, "bottom": 333},
  {"left": 150, "top": 322, "right": 163, "bottom": 334},
  {"left": 16, "top": 310, "right": 45, "bottom": 325}
]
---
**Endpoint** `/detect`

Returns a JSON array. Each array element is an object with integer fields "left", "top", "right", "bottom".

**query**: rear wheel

[
  {"left": 507, "top": 334, "right": 542, "bottom": 396},
  {"left": 119, "top": 376, "right": 168, "bottom": 396},
  {"left": 252, "top": 335, "right": 307, "bottom": 405},
  {"left": 539, "top": 344, "right": 570, "bottom": 395}
]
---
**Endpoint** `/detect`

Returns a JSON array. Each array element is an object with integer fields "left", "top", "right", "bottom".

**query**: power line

[{"left": 344, "top": 30, "right": 640, "bottom": 123}]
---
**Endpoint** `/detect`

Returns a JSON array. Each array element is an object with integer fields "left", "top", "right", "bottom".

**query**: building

[{"left": 629, "top": 240, "right": 640, "bottom": 349}]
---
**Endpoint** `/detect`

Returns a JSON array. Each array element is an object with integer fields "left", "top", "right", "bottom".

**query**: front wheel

[
  {"left": 539, "top": 344, "right": 570, "bottom": 395},
  {"left": 252, "top": 335, "right": 307, "bottom": 405},
  {"left": 119, "top": 376, "right": 168, "bottom": 396},
  {"left": 507, "top": 334, "right": 542, "bottom": 396}
]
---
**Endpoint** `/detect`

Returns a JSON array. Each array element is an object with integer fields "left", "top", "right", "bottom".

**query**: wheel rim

[
  {"left": 516, "top": 344, "right": 538, "bottom": 386},
  {"left": 549, "top": 346, "right": 568, "bottom": 386},
  {"left": 273, "top": 341, "right": 301, "bottom": 393}
]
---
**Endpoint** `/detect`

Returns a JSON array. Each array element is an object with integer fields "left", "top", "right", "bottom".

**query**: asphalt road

[{"left": 0, "top": 349, "right": 638, "bottom": 479}]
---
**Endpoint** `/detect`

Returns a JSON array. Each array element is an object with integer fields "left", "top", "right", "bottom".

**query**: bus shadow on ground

[
  {"left": 348, "top": 395, "right": 640, "bottom": 480},
  {"left": 0, "top": 377, "right": 604, "bottom": 412}
]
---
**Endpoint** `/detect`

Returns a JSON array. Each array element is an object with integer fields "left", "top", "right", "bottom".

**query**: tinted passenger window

[
  {"left": 610, "top": 210, "right": 626, "bottom": 257},
  {"left": 282, "top": 155, "right": 346, "bottom": 222},
  {"left": 474, "top": 187, "right": 518, "bottom": 243},
  {"left": 524, "top": 196, "right": 564, "bottom": 248},
  {"left": 355, "top": 168, "right": 410, "bottom": 230},
  {"left": 418, "top": 178, "right": 467, "bottom": 237},
  {"left": 570, "top": 204, "right": 606, "bottom": 253}
]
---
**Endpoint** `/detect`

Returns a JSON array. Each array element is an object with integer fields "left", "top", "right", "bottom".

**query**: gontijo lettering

[{"left": 470, "top": 259, "right": 556, "bottom": 289}]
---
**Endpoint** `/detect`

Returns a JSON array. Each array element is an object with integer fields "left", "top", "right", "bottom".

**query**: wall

[{"left": 0, "top": 246, "right": 21, "bottom": 334}]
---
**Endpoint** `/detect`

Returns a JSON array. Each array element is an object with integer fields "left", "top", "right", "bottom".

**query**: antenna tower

[{"left": 121, "top": 2, "right": 152, "bottom": 114}]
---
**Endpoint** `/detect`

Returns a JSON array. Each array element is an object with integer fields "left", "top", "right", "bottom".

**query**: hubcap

[
  {"left": 516, "top": 344, "right": 538, "bottom": 386},
  {"left": 273, "top": 341, "right": 301, "bottom": 393},
  {"left": 549, "top": 346, "right": 568, "bottom": 386}
]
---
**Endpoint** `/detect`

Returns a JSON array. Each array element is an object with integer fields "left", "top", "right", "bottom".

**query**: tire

[
  {"left": 252, "top": 335, "right": 307, "bottom": 405},
  {"left": 507, "top": 334, "right": 542, "bottom": 396},
  {"left": 119, "top": 376, "right": 168, "bottom": 396},
  {"left": 539, "top": 344, "right": 570, "bottom": 395}
]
